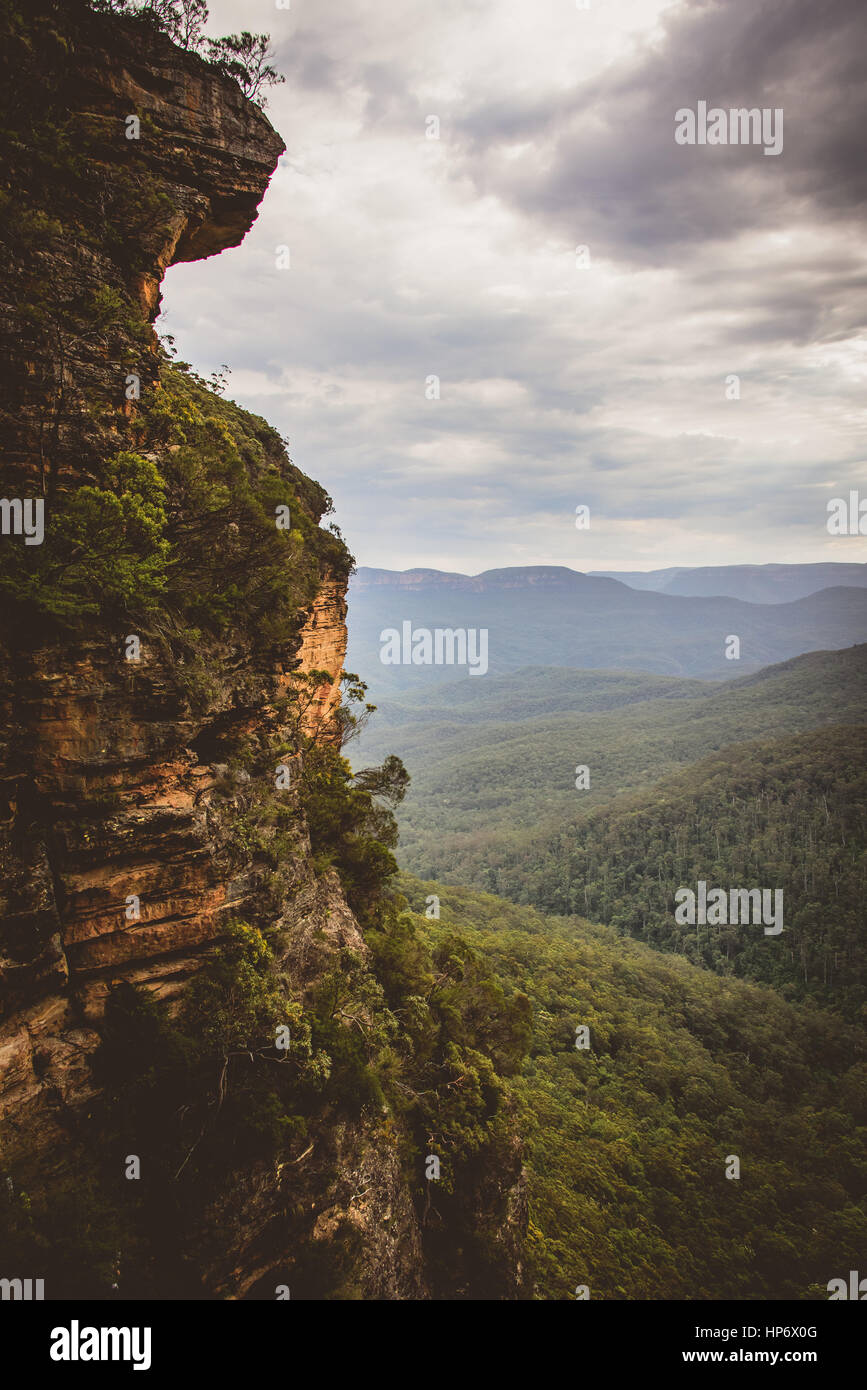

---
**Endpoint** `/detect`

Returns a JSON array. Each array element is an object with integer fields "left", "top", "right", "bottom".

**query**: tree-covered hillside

[
  {"left": 356, "top": 646, "right": 867, "bottom": 887},
  {"left": 445, "top": 727, "right": 866, "bottom": 1020},
  {"left": 402, "top": 878, "right": 867, "bottom": 1300}
]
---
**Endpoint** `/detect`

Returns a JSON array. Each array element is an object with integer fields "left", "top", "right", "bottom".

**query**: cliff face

[
  {"left": 0, "top": 0, "right": 427, "bottom": 1300},
  {"left": 0, "top": 1, "right": 525, "bottom": 1301},
  {"left": 0, "top": 0, "right": 308, "bottom": 1031},
  {"left": 291, "top": 576, "right": 349, "bottom": 736}
]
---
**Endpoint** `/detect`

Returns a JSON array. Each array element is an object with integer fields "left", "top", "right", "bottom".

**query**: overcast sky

[{"left": 159, "top": 0, "right": 867, "bottom": 574}]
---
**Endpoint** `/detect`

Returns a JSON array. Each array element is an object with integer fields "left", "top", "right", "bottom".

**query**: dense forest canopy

[{"left": 402, "top": 878, "right": 867, "bottom": 1300}]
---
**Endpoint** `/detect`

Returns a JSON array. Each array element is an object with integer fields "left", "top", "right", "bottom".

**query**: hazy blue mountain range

[
  {"left": 588, "top": 562, "right": 867, "bottom": 604},
  {"left": 347, "top": 565, "right": 867, "bottom": 696}
]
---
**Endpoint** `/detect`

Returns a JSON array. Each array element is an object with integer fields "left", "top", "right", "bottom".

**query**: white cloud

[{"left": 159, "top": 0, "right": 867, "bottom": 572}]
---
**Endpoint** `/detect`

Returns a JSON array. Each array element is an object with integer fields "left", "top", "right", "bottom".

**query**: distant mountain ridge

[
  {"left": 355, "top": 562, "right": 867, "bottom": 604},
  {"left": 348, "top": 565, "right": 867, "bottom": 691},
  {"left": 589, "top": 561, "right": 867, "bottom": 604},
  {"left": 354, "top": 565, "right": 624, "bottom": 592}
]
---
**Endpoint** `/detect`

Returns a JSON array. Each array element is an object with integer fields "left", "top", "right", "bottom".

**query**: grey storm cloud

[{"left": 450, "top": 0, "right": 867, "bottom": 262}]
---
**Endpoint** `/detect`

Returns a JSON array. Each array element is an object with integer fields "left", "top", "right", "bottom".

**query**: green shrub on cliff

[
  {"left": 302, "top": 743, "right": 402, "bottom": 928},
  {"left": 0, "top": 449, "right": 169, "bottom": 621},
  {"left": 90, "top": 2, "right": 284, "bottom": 107},
  {"left": 0, "top": 351, "right": 350, "bottom": 647},
  {"left": 138, "top": 353, "right": 350, "bottom": 644}
]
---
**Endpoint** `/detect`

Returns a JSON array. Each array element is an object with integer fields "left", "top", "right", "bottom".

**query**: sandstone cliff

[{"left": 0, "top": 0, "right": 525, "bottom": 1301}]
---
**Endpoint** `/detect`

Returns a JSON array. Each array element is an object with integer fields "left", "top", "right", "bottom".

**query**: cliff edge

[{"left": 0, "top": 0, "right": 526, "bottom": 1300}]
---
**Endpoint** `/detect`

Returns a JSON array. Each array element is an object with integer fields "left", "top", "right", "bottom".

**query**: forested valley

[{"left": 351, "top": 641, "right": 867, "bottom": 1296}]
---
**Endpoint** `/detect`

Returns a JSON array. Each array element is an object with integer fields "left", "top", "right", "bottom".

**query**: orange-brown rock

[
  {"left": 0, "top": 0, "right": 429, "bottom": 1301},
  {"left": 289, "top": 573, "right": 349, "bottom": 736}
]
